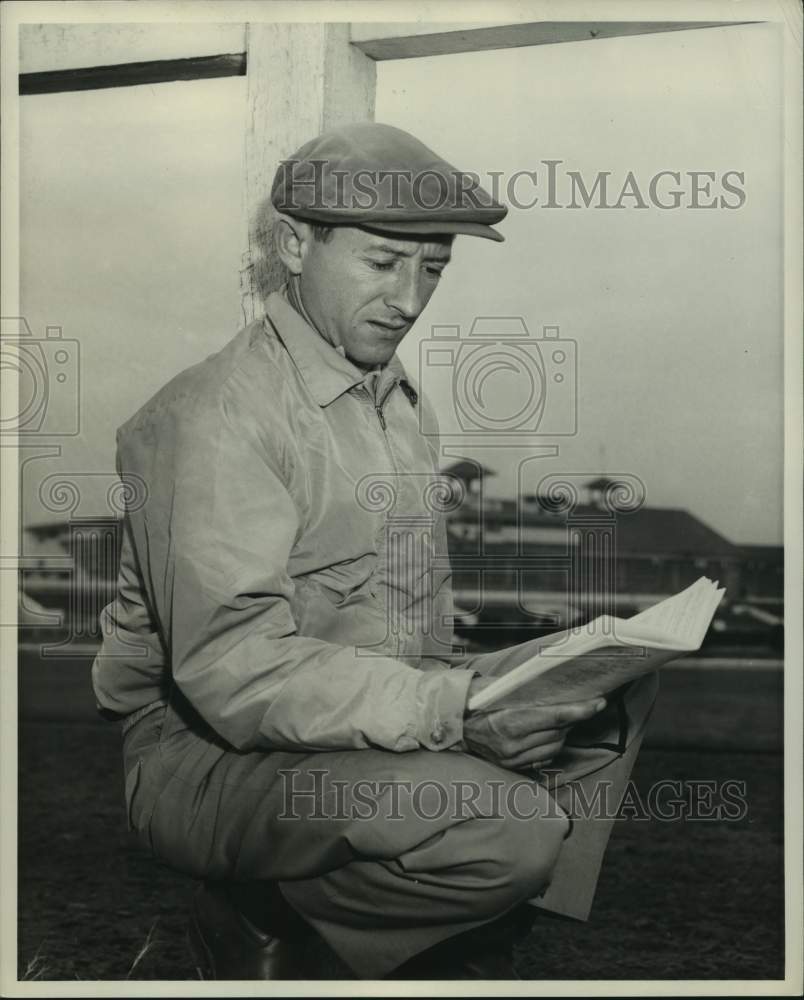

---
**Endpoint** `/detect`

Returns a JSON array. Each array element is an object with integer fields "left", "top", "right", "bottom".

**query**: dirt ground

[{"left": 18, "top": 717, "right": 784, "bottom": 981}]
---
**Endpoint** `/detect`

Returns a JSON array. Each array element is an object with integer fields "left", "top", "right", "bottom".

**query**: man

[{"left": 92, "top": 122, "right": 657, "bottom": 980}]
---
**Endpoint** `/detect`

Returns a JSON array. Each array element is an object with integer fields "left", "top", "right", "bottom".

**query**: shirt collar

[{"left": 263, "top": 289, "right": 417, "bottom": 408}]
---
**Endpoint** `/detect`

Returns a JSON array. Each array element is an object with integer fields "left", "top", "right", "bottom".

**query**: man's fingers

[
  {"left": 484, "top": 697, "right": 607, "bottom": 737},
  {"left": 547, "top": 698, "right": 608, "bottom": 727},
  {"left": 463, "top": 696, "right": 609, "bottom": 769},
  {"left": 499, "top": 740, "right": 566, "bottom": 771},
  {"left": 495, "top": 728, "right": 564, "bottom": 758}
]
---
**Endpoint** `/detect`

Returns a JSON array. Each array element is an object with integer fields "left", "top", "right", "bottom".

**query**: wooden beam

[
  {"left": 19, "top": 22, "right": 246, "bottom": 74},
  {"left": 240, "top": 23, "right": 376, "bottom": 323},
  {"left": 19, "top": 53, "right": 246, "bottom": 96},
  {"left": 350, "top": 20, "right": 760, "bottom": 60}
]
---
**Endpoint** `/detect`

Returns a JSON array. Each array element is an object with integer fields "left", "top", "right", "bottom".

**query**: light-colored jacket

[{"left": 92, "top": 290, "right": 474, "bottom": 753}]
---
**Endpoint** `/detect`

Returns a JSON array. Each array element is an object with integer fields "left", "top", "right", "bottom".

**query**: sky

[
  {"left": 17, "top": 21, "right": 783, "bottom": 545},
  {"left": 376, "top": 23, "right": 783, "bottom": 545}
]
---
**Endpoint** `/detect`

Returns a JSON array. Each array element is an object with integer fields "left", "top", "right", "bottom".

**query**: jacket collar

[{"left": 263, "top": 289, "right": 417, "bottom": 408}]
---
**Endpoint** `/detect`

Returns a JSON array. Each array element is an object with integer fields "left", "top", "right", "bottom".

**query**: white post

[{"left": 240, "top": 23, "right": 376, "bottom": 324}]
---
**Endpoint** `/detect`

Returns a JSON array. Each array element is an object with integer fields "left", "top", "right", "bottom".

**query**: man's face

[{"left": 298, "top": 226, "right": 452, "bottom": 368}]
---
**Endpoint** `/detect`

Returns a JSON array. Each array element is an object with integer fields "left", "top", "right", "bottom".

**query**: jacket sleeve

[
  {"left": 91, "top": 511, "right": 171, "bottom": 715},
  {"left": 119, "top": 381, "right": 474, "bottom": 753}
]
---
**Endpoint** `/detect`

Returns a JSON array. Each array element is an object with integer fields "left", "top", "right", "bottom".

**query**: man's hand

[{"left": 462, "top": 675, "right": 607, "bottom": 774}]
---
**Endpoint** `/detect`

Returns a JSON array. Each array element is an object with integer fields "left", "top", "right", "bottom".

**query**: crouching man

[{"left": 92, "top": 122, "right": 658, "bottom": 980}]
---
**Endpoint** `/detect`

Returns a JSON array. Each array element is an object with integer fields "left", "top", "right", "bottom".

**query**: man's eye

[
  {"left": 367, "top": 259, "right": 396, "bottom": 272},
  {"left": 425, "top": 266, "right": 446, "bottom": 279}
]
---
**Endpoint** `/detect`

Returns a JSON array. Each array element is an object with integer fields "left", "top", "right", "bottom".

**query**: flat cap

[{"left": 271, "top": 122, "right": 507, "bottom": 242}]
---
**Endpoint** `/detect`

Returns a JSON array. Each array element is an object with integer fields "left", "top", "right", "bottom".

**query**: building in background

[
  {"left": 19, "top": 518, "right": 121, "bottom": 651},
  {"left": 442, "top": 463, "right": 783, "bottom": 654},
  {"left": 18, "top": 474, "right": 783, "bottom": 657}
]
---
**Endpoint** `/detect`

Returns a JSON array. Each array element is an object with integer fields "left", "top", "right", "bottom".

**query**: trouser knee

[
  {"left": 460, "top": 805, "right": 569, "bottom": 917},
  {"left": 504, "top": 811, "right": 568, "bottom": 899}
]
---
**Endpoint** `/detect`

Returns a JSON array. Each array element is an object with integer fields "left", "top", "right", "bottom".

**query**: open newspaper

[{"left": 467, "top": 577, "right": 726, "bottom": 712}]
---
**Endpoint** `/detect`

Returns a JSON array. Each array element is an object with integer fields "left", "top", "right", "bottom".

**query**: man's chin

[{"left": 346, "top": 345, "right": 398, "bottom": 369}]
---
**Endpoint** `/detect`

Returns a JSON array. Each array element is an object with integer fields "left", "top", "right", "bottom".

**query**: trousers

[{"left": 121, "top": 637, "right": 658, "bottom": 978}]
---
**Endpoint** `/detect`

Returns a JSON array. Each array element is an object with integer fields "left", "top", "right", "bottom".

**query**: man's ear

[{"left": 273, "top": 213, "right": 312, "bottom": 275}]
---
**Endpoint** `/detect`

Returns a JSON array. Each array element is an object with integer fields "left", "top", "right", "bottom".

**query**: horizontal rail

[
  {"left": 19, "top": 52, "right": 246, "bottom": 96},
  {"left": 18, "top": 20, "right": 761, "bottom": 95},
  {"left": 350, "top": 20, "right": 759, "bottom": 60}
]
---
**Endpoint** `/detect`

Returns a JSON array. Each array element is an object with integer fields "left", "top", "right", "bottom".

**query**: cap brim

[{"left": 358, "top": 220, "right": 504, "bottom": 243}]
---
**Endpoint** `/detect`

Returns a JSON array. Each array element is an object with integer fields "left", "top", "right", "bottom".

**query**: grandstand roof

[{"left": 476, "top": 502, "right": 739, "bottom": 558}]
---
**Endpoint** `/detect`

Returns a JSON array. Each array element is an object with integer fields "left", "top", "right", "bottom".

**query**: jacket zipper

[{"left": 369, "top": 387, "right": 398, "bottom": 478}]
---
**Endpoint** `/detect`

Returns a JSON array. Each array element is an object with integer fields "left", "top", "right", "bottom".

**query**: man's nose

[{"left": 385, "top": 267, "right": 429, "bottom": 321}]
